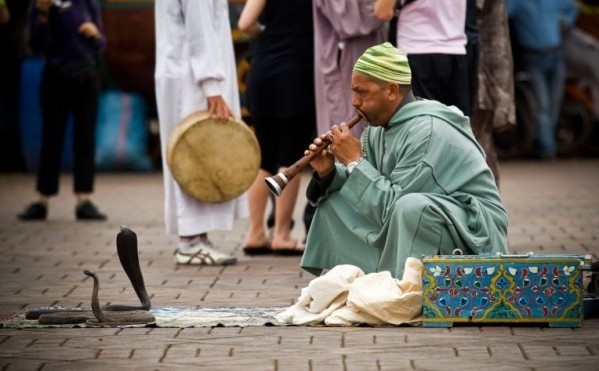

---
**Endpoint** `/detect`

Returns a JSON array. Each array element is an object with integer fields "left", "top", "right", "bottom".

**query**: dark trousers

[
  {"left": 408, "top": 53, "right": 471, "bottom": 117},
  {"left": 36, "top": 63, "right": 100, "bottom": 196},
  {"left": 466, "top": 40, "right": 480, "bottom": 118}
]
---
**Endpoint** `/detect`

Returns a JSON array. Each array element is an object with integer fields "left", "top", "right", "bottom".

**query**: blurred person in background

[
  {"left": 154, "top": 0, "right": 245, "bottom": 266},
  {"left": 238, "top": 0, "right": 315, "bottom": 255},
  {"left": 469, "top": 0, "right": 515, "bottom": 186},
  {"left": 18, "top": 0, "right": 107, "bottom": 221},
  {"left": 0, "top": 0, "right": 28, "bottom": 172},
  {"left": 506, "top": 0, "right": 578, "bottom": 160},
  {"left": 374, "top": 0, "right": 471, "bottom": 117},
  {"left": 313, "top": 0, "right": 386, "bottom": 139}
]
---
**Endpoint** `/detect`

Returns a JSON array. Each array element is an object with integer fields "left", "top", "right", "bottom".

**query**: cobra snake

[
  {"left": 27, "top": 226, "right": 155, "bottom": 325},
  {"left": 83, "top": 269, "right": 155, "bottom": 325}
]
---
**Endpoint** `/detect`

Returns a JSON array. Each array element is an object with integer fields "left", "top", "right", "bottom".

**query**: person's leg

[
  {"left": 243, "top": 116, "right": 279, "bottom": 252},
  {"left": 19, "top": 66, "right": 70, "bottom": 220},
  {"left": 271, "top": 168, "right": 301, "bottom": 250},
  {"left": 444, "top": 54, "right": 471, "bottom": 117},
  {"left": 243, "top": 169, "right": 272, "bottom": 249},
  {"left": 465, "top": 40, "right": 480, "bottom": 118},
  {"left": 71, "top": 71, "right": 100, "bottom": 196},
  {"left": 36, "top": 65, "right": 70, "bottom": 197},
  {"left": 71, "top": 71, "right": 105, "bottom": 220},
  {"left": 522, "top": 51, "right": 555, "bottom": 158},
  {"left": 378, "top": 193, "right": 465, "bottom": 279},
  {"left": 407, "top": 54, "right": 442, "bottom": 100},
  {"left": 301, "top": 192, "right": 381, "bottom": 276},
  {"left": 271, "top": 111, "right": 315, "bottom": 251},
  {"left": 548, "top": 50, "right": 566, "bottom": 143},
  {"left": 471, "top": 108, "right": 500, "bottom": 186}
]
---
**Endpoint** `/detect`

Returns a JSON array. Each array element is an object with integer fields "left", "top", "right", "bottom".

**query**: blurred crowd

[{"left": 0, "top": 0, "right": 599, "bottom": 171}]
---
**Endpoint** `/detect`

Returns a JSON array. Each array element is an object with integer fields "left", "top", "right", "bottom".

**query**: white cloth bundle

[{"left": 276, "top": 257, "right": 423, "bottom": 326}]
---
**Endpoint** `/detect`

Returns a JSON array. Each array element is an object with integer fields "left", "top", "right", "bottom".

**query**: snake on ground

[{"left": 28, "top": 226, "right": 154, "bottom": 325}]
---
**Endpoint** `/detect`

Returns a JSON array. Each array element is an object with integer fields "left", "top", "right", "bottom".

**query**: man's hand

[
  {"left": 79, "top": 21, "right": 101, "bottom": 39},
  {"left": 305, "top": 133, "right": 336, "bottom": 178},
  {"left": 207, "top": 95, "right": 234, "bottom": 121},
  {"left": 327, "top": 122, "right": 362, "bottom": 165},
  {"left": 305, "top": 121, "right": 362, "bottom": 177}
]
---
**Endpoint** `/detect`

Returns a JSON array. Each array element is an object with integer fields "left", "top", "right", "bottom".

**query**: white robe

[{"left": 154, "top": 0, "right": 248, "bottom": 236}]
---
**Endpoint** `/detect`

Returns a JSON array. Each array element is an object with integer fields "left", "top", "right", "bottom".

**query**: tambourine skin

[{"left": 167, "top": 111, "right": 260, "bottom": 203}]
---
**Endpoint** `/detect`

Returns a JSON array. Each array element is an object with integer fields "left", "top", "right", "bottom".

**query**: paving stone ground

[{"left": 1, "top": 159, "right": 598, "bottom": 370}]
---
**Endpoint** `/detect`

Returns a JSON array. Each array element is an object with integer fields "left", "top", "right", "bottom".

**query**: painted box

[{"left": 422, "top": 253, "right": 587, "bottom": 327}]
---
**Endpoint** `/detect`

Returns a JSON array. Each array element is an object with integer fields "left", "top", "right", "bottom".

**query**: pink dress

[{"left": 313, "top": 0, "right": 386, "bottom": 137}]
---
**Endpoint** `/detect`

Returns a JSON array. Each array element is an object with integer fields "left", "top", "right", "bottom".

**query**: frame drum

[{"left": 167, "top": 111, "right": 260, "bottom": 203}]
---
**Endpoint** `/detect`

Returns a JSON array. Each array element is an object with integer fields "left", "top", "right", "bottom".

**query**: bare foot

[
  {"left": 243, "top": 233, "right": 272, "bottom": 255},
  {"left": 243, "top": 231, "right": 270, "bottom": 248},
  {"left": 270, "top": 239, "right": 305, "bottom": 255}
]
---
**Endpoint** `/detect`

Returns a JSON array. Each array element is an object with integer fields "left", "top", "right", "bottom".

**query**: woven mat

[{"left": 0, "top": 307, "right": 287, "bottom": 328}]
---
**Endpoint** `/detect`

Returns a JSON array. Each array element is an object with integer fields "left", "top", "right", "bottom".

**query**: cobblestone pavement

[{"left": 1, "top": 159, "right": 598, "bottom": 370}]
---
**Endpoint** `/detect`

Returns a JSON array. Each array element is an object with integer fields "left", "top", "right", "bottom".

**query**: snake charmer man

[{"left": 301, "top": 42, "right": 508, "bottom": 279}]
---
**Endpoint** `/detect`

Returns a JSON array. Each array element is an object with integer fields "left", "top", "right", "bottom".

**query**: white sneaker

[{"left": 174, "top": 239, "right": 237, "bottom": 266}]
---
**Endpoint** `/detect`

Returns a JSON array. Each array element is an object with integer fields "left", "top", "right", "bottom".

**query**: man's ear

[{"left": 387, "top": 83, "right": 401, "bottom": 101}]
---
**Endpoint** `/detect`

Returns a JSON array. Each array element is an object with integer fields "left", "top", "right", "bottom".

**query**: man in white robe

[{"left": 154, "top": 0, "right": 248, "bottom": 265}]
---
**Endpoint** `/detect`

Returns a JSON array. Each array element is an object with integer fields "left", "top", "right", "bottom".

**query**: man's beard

[{"left": 363, "top": 114, "right": 382, "bottom": 127}]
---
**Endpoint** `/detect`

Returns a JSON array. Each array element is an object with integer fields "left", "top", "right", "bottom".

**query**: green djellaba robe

[{"left": 301, "top": 98, "right": 508, "bottom": 279}]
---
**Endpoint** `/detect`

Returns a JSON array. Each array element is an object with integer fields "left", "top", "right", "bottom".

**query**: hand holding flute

[
  {"left": 265, "top": 112, "right": 364, "bottom": 196},
  {"left": 305, "top": 120, "right": 363, "bottom": 180}
]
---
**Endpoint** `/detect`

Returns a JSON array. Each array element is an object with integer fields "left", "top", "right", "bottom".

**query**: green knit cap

[{"left": 353, "top": 42, "right": 411, "bottom": 84}]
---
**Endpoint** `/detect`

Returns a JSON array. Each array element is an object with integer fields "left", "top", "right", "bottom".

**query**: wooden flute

[{"left": 264, "top": 112, "right": 364, "bottom": 197}]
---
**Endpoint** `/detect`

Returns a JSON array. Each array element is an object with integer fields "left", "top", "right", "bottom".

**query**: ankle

[
  {"left": 180, "top": 233, "right": 209, "bottom": 243},
  {"left": 37, "top": 195, "right": 49, "bottom": 206},
  {"left": 271, "top": 239, "right": 294, "bottom": 248},
  {"left": 76, "top": 193, "right": 91, "bottom": 204},
  {"left": 245, "top": 228, "right": 267, "bottom": 240},
  {"left": 180, "top": 235, "right": 198, "bottom": 243}
]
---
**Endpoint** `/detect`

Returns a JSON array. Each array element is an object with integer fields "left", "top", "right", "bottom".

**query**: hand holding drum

[{"left": 167, "top": 111, "right": 260, "bottom": 203}]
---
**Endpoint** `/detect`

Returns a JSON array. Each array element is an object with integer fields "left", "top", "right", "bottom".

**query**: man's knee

[
  {"left": 392, "top": 193, "right": 450, "bottom": 254},
  {"left": 394, "top": 193, "right": 433, "bottom": 218}
]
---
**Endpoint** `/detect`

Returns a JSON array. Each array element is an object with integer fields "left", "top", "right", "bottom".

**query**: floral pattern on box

[{"left": 422, "top": 255, "right": 584, "bottom": 327}]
